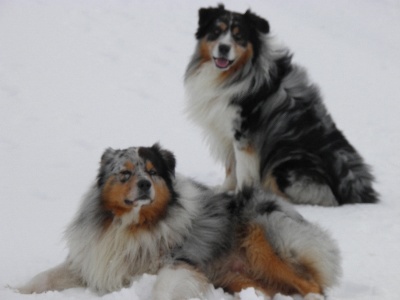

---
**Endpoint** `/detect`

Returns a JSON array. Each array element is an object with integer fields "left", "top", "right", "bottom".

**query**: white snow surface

[{"left": 1, "top": 1, "right": 400, "bottom": 299}]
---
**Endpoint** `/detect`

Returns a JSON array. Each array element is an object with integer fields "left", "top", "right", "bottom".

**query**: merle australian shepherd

[
  {"left": 17, "top": 144, "right": 340, "bottom": 299},
  {"left": 185, "top": 4, "right": 378, "bottom": 206}
]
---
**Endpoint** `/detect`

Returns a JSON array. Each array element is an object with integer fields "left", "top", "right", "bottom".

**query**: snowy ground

[{"left": 1, "top": 1, "right": 400, "bottom": 299}]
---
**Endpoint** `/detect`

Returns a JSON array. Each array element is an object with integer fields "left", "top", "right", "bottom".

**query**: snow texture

[{"left": 1, "top": 1, "right": 400, "bottom": 299}]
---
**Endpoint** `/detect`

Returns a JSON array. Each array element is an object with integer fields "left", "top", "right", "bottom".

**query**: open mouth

[
  {"left": 124, "top": 195, "right": 152, "bottom": 206},
  {"left": 213, "top": 57, "right": 234, "bottom": 69}
]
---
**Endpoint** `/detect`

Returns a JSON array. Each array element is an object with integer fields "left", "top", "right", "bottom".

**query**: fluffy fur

[
  {"left": 17, "top": 144, "right": 340, "bottom": 299},
  {"left": 185, "top": 4, "right": 378, "bottom": 206}
]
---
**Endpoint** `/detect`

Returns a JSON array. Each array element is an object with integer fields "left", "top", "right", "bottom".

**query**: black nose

[
  {"left": 219, "top": 44, "right": 231, "bottom": 56},
  {"left": 137, "top": 179, "right": 151, "bottom": 191}
]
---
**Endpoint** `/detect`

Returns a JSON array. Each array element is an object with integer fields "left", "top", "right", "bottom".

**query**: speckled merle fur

[
  {"left": 185, "top": 4, "right": 378, "bottom": 205},
  {"left": 17, "top": 144, "right": 341, "bottom": 297}
]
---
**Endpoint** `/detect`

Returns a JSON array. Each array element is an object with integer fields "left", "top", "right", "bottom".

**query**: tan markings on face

[
  {"left": 232, "top": 26, "right": 240, "bottom": 36},
  {"left": 145, "top": 161, "right": 155, "bottom": 173},
  {"left": 218, "top": 43, "right": 253, "bottom": 82},
  {"left": 101, "top": 162, "right": 137, "bottom": 217},
  {"left": 101, "top": 174, "right": 137, "bottom": 217},
  {"left": 124, "top": 161, "right": 135, "bottom": 171},
  {"left": 129, "top": 179, "right": 171, "bottom": 232},
  {"left": 199, "top": 38, "right": 215, "bottom": 64},
  {"left": 218, "top": 21, "right": 228, "bottom": 32}
]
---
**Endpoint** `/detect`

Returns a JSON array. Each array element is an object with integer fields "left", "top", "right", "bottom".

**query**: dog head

[
  {"left": 195, "top": 4, "right": 269, "bottom": 71},
  {"left": 97, "top": 143, "right": 176, "bottom": 227}
]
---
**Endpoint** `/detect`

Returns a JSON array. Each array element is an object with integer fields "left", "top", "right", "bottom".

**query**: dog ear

[
  {"left": 196, "top": 4, "right": 225, "bottom": 39},
  {"left": 244, "top": 10, "right": 269, "bottom": 34},
  {"left": 97, "top": 148, "right": 117, "bottom": 187},
  {"left": 100, "top": 148, "right": 117, "bottom": 166},
  {"left": 151, "top": 143, "right": 176, "bottom": 176}
]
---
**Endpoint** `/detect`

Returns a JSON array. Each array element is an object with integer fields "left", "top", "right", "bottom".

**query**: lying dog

[
  {"left": 17, "top": 144, "right": 341, "bottom": 299},
  {"left": 185, "top": 4, "right": 378, "bottom": 206}
]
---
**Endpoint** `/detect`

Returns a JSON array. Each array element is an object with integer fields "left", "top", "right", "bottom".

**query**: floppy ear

[
  {"left": 100, "top": 148, "right": 117, "bottom": 166},
  {"left": 151, "top": 143, "right": 176, "bottom": 176},
  {"left": 196, "top": 4, "right": 225, "bottom": 39},
  {"left": 244, "top": 10, "right": 270, "bottom": 34},
  {"left": 97, "top": 148, "right": 117, "bottom": 187}
]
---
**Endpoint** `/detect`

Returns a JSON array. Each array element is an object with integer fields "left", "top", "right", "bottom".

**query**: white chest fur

[
  {"left": 65, "top": 181, "right": 201, "bottom": 294},
  {"left": 67, "top": 222, "right": 165, "bottom": 293},
  {"left": 185, "top": 63, "right": 261, "bottom": 190},
  {"left": 184, "top": 63, "right": 240, "bottom": 163}
]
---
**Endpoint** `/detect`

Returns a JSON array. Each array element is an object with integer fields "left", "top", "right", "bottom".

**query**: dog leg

[
  {"left": 221, "top": 153, "right": 237, "bottom": 191},
  {"left": 304, "top": 293, "right": 325, "bottom": 300},
  {"left": 234, "top": 143, "right": 260, "bottom": 191},
  {"left": 17, "top": 261, "right": 82, "bottom": 294},
  {"left": 153, "top": 263, "right": 210, "bottom": 300},
  {"left": 220, "top": 272, "right": 272, "bottom": 299},
  {"left": 232, "top": 112, "right": 260, "bottom": 191},
  {"left": 262, "top": 173, "right": 289, "bottom": 199},
  {"left": 242, "top": 224, "right": 323, "bottom": 297},
  {"left": 270, "top": 160, "right": 339, "bottom": 206},
  {"left": 284, "top": 176, "right": 338, "bottom": 206}
]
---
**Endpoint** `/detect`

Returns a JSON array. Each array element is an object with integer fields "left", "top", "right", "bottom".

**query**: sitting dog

[
  {"left": 185, "top": 4, "right": 378, "bottom": 206},
  {"left": 17, "top": 144, "right": 341, "bottom": 299}
]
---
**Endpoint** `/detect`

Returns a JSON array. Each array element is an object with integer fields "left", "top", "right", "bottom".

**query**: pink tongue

[{"left": 215, "top": 58, "right": 230, "bottom": 68}]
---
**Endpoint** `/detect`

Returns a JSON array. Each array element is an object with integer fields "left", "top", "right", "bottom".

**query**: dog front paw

[{"left": 304, "top": 293, "right": 324, "bottom": 300}]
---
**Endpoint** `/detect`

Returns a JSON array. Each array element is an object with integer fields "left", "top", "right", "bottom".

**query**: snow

[{"left": 1, "top": 0, "right": 400, "bottom": 299}]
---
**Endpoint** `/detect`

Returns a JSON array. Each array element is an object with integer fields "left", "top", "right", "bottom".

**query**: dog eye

[
  {"left": 148, "top": 169, "right": 157, "bottom": 176},
  {"left": 212, "top": 28, "right": 221, "bottom": 36},
  {"left": 119, "top": 170, "right": 132, "bottom": 182},
  {"left": 232, "top": 30, "right": 243, "bottom": 40},
  {"left": 234, "top": 33, "right": 242, "bottom": 40},
  {"left": 232, "top": 26, "right": 244, "bottom": 41}
]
